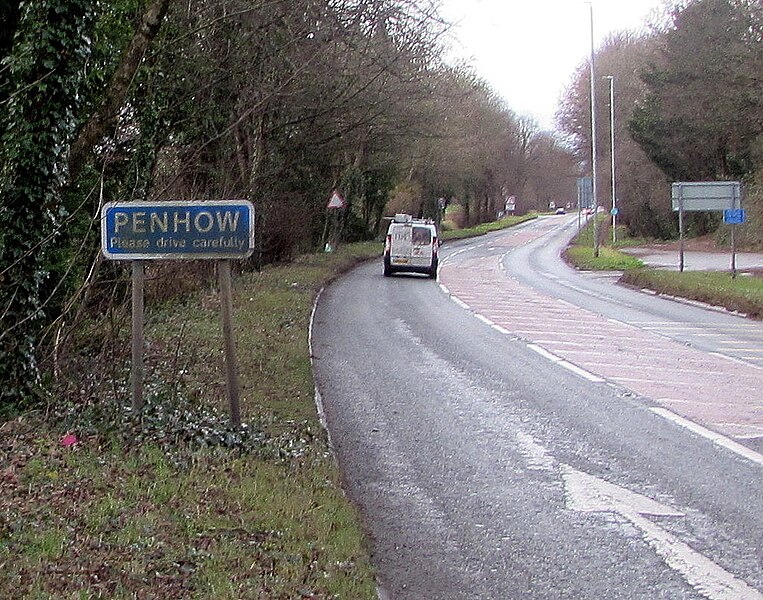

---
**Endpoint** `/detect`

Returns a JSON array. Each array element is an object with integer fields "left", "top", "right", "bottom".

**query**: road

[{"left": 311, "top": 216, "right": 763, "bottom": 599}]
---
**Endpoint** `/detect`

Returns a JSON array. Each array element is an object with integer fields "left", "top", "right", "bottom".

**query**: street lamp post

[
  {"left": 587, "top": 2, "right": 600, "bottom": 257},
  {"left": 605, "top": 75, "right": 617, "bottom": 244}
]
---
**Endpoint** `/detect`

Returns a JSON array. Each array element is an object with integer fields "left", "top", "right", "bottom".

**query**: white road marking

[
  {"left": 309, "top": 288, "right": 333, "bottom": 450},
  {"left": 527, "top": 343, "right": 561, "bottom": 363},
  {"left": 651, "top": 407, "right": 763, "bottom": 468},
  {"left": 557, "top": 361, "right": 606, "bottom": 383},
  {"left": 527, "top": 344, "right": 605, "bottom": 383},
  {"left": 562, "top": 465, "right": 763, "bottom": 600},
  {"left": 476, "top": 314, "right": 494, "bottom": 326},
  {"left": 452, "top": 297, "right": 470, "bottom": 310},
  {"left": 516, "top": 427, "right": 763, "bottom": 600}
]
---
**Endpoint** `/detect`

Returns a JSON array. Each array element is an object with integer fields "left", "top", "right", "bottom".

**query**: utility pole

[
  {"left": 587, "top": 2, "right": 600, "bottom": 257},
  {"left": 605, "top": 75, "right": 617, "bottom": 244}
]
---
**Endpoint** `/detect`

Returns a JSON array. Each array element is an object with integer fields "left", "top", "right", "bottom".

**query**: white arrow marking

[{"left": 562, "top": 465, "right": 763, "bottom": 600}]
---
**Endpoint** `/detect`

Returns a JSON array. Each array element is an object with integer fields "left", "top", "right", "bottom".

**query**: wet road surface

[{"left": 312, "top": 217, "right": 763, "bottom": 599}]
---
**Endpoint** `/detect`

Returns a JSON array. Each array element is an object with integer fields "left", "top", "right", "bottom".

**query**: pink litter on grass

[{"left": 60, "top": 433, "right": 78, "bottom": 447}]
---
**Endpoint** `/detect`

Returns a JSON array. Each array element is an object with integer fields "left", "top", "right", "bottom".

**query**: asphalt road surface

[{"left": 311, "top": 216, "right": 763, "bottom": 599}]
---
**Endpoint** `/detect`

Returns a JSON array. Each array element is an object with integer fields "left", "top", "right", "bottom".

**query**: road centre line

[
  {"left": 475, "top": 314, "right": 494, "bottom": 326},
  {"left": 558, "top": 361, "right": 606, "bottom": 383},
  {"left": 527, "top": 344, "right": 559, "bottom": 363},
  {"left": 527, "top": 344, "right": 605, "bottom": 383},
  {"left": 452, "top": 297, "right": 469, "bottom": 310},
  {"left": 651, "top": 407, "right": 763, "bottom": 468}
]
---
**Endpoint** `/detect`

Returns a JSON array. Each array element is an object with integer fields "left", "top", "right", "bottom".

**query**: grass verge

[
  {"left": 564, "top": 245, "right": 645, "bottom": 271},
  {"left": 620, "top": 269, "right": 763, "bottom": 319},
  {"left": 1, "top": 242, "right": 382, "bottom": 600},
  {"left": 564, "top": 214, "right": 645, "bottom": 271},
  {"left": 441, "top": 214, "right": 537, "bottom": 241},
  {"left": 565, "top": 213, "right": 763, "bottom": 319}
]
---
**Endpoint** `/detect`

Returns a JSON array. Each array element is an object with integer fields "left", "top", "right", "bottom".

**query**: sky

[{"left": 438, "top": 0, "right": 668, "bottom": 130}]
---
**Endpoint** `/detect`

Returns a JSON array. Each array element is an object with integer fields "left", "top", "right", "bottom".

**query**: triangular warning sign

[{"left": 327, "top": 190, "right": 347, "bottom": 209}]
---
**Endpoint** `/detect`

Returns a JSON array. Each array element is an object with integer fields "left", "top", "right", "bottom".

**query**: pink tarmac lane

[{"left": 439, "top": 239, "right": 763, "bottom": 442}]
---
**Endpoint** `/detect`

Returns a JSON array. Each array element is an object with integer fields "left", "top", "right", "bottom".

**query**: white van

[{"left": 383, "top": 214, "right": 439, "bottom": 278}]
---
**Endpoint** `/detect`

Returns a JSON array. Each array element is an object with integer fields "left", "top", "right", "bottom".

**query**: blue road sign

[
  {"left": 610, "top": 207, "right": 619, "bottom": 216},
  {"left": 723, "top": 209, "right": 746, "bottom": 225},
  {"left": 102, "top": 200, "right": 255, "bottom": 260}
]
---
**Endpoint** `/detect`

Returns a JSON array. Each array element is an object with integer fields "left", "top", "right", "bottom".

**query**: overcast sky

[{"left": 438, "top": 0, "right": 668, "bottom": 130}]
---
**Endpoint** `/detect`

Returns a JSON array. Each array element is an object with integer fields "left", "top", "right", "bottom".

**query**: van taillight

[
  {"left": 385, "top": 234, "right": 391, "bottom": 252},
  {"left": 432, "top": 236, "right": 438, "bottom": 251}
]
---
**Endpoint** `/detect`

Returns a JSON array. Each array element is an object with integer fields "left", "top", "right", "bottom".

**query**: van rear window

[{"left": 412, "top": 226, "right": 432, "bottom": 245}]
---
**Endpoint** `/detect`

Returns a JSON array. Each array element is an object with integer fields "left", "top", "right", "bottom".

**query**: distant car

[
  {"left": 383, "top": 214, "right": 439, "bottom": 278},
  {"left": 555, "top": 207, "right": 566, "bottom": 215}
]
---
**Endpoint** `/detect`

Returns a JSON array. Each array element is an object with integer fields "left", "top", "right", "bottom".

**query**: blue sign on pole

[
  {"left": 101, "top": 200, "right": 255, "bottom": 260},
  {"left": 723, "top": 209, "right": 746, "bottom": 225}
]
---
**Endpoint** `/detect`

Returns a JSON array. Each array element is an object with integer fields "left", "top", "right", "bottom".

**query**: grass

[
  {"left": 1, "top": 243, "right": 382, "bottom": 600},
  {"left": 620, "top": 269, "right": 763, "bottom": 319},
  {"left": 564, "top": 214, "right": 646, "bottom": 271},
  {"left": 565, "top": 212, "right": 763, "bottom": 319},
  {"left": 565, "top": 245, "right": 645, "bottom": 270},
  {"left": 441, "top": 213, "right": 537, "bottom": 240}
]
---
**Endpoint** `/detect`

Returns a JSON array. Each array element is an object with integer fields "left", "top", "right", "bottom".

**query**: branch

[{"left": 68, "top": 0, "right": 172, "bottom": 181}]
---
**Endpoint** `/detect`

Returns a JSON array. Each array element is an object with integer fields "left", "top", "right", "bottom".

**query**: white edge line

[
  {"left": 452, "top": 297, "right": 470, "bottom": 310},
  {"left": 309, "top": 287, "right": 334, "bottom": 451},
  {"left": 527, "top": 344, "right": 562, "bottom": 363},
  {"left": 650, "top": 407, "right": 763, "bottom": 467},
  {"left": 558, "top": 360, "right": 606, "bottom": 383},
  {"left": 492, "top": 324, "right": 511, "bottom": 335},
  {"left": 476, "top": 314, "right": 494, "bottom": 326},
  {"left": 439, "top": 284, "right": 450, "bottom": 295},
  {"left": 528, "top": 344, "right": 605, "bottom": 382}
]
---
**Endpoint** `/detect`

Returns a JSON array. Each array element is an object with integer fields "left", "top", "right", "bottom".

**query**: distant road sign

[
  {"left": 327, "top": 190, "right": 347, "bottom": 209},
  {"left": 723, "top": 209, "right": 746, "bottom": 225},
  {"left": 672, "top": 181, "right": 741, "bottom": 212},
  {"left": 577, "top": 177, "right": 593, "bottom": 208},
  {"left": 610, "top": 207, "right": 619, "bottom": 216},
  {"left": 102, "top": 200, "right": 255, "bottom": 260}
]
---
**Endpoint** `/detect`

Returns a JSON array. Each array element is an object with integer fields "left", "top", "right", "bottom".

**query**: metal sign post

[
  {"left": 678, "top": 188, "right": 685, "bottom": 272},
  {"left": 723, "top": 208, "right": 746, "bottom": 279},
  {"left": 102, "top": 200, "right": 255, "bottom": 426},
  {"left": 671, "top": 182, "right": 742, "bottom": 275}
]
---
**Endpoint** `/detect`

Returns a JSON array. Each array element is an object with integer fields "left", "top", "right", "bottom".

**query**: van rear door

[
  {"left": 410, "top": 225, "right": 433, "bottom": 266},
  {"left": 390, "top": 224, "right": 413, "bottom": 266}
]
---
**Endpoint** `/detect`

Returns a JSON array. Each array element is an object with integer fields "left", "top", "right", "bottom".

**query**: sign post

[
  {"left": 102, "top": 200, "right": 255, "bottom": 426},
  {"left": 323, "top": 190, "right": 347, "bottom": 252},
  {"left": 131, "top": 261, "right": 144, "bottom": 411},
  {"left": 723, "top": 208, "right": 746, "bottom": 279},
  {"left": 672, "top": 182, "right": 742, "bottom": 274},
  {"left": 218, "top": 260, "right": 241, "bottom": 426},
  {"left": 577, "top": 177, "right": 593, "bottom": 233}
]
